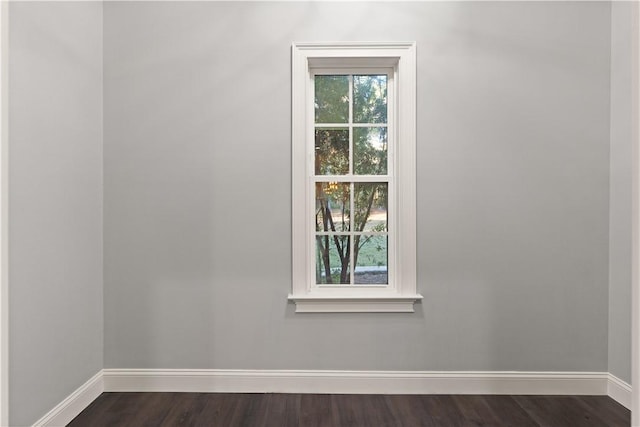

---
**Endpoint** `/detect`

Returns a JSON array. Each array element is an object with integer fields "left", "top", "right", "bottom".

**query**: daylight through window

[{"left": 314, "top": 73, "right": 391, "bottom": 286}]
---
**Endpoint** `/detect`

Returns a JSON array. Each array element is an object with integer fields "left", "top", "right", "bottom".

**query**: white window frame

[{"left": 290, "top": 42, "right": 421, "bottom": 313}]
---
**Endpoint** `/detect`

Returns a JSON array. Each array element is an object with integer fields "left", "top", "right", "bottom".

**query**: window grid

[{"left": 312, "top": 72, "right": 391, "bottom": 287}]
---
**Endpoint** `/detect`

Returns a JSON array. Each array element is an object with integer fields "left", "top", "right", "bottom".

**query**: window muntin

[{"left": 312, "top": 71, "right": 392, "bottom": 287}]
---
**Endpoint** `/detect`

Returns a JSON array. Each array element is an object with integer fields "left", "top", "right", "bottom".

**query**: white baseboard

[
  {"left": 32, "top": 370, "right": 103, "bottom": 427},
  {"left": 607, "top": 373, "right": 632, "bottom": 409},
  {"left": 103, "top": 369, "right": 609, "bottom": 396},
  {"left": 33, "top": 369, "right": 632, "bottom": 426}
]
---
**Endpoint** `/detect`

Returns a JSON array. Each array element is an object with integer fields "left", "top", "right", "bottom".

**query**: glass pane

[
  {"left": 315, "top": 75, "right": 349, "bottom": 123},
  {"left": 315, "top": 182, "right": 350, "bottom": 233},
  {"left": 354, "top": 127, "right": 387, "bottom": 175},
  {"left": 316, "top": 235, "right": 351, "bottom": 284},
  {"left": 354, "top": 183, "right": 387, "bottom": 232},
  {"left": 354, "top": 235, "right": 388, "bottom": 284},
  {"left": 353, "top": 75, "right": 387, "bottom": 124},
  {"left": 315, "top": 128, "right": 349, "bottom": 175}
]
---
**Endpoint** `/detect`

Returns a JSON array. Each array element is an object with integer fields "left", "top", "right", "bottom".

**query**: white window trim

[{"left": 290, "top": 42, "right": 421, "bottom": 313}]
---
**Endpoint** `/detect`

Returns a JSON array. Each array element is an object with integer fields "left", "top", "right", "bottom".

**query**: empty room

[{"left": 0, "top": 0, "right": 639, "bottom": 426}]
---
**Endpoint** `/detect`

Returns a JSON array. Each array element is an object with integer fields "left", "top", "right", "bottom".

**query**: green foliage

[
  {"left": 354, "top": 127, "right": 387, "bottom": 175},
  {"left": 315, "top": 75, "right": 348, "bottom": 123},
  {"left": 314, "top": 74, "right": 389, "bottom": 284},
  {"left": 315, "top": 129, "right": 349, "bottom": 175},
  {"left": 353, "top": 75, "right": 387, "bottom": 124}
]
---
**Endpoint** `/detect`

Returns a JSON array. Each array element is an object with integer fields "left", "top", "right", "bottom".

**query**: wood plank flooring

[{"left": 67, "top": 393, "right": 630, "bottom": 427}]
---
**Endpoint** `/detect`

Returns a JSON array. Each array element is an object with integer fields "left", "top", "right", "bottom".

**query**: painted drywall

[
  {"left": 103, "top": 1, "right": 611, "bottom": 372},
  {"left": 609, "top": 1, "right": 633, "bottom": 385},
  {"left": 9, "top": 2, "right": 103, "bottom": 425}
]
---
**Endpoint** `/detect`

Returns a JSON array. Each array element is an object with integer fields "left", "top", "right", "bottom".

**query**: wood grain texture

[{"left": 67, "top": 393, "right": 630, "bottom": 427}]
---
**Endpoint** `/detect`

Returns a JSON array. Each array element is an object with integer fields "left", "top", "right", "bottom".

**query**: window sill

[{"left": 287, "top": 294, "right": 423, "bottom": 313}]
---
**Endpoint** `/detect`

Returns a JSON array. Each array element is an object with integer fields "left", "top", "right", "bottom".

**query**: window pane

[
  {"left": 354, "top": 235, "right": 387, "bottom": 284},
  {"left": 354, "top": 127, "right": 387, "bottom": 175},
  {"left": 354, "top": 183, "right": 387, "bottom": 232},
  {"left": 315, "top": 128, "right": 349, "bottom": 175},
  {"left": 315, "top": 75, "right": 349, "bottom": 123},
  {"left": 316, "top": 182, "right": 350, "bottom": 232},
  {"left": 316, "top": 235, "right": 351, "bottom": 284},
  {"left": 353, "top": 75, "right": 387, "bottom": 124}
]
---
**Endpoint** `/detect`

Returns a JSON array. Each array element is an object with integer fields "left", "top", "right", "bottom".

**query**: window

[{"left": 290, "top": 43, "right": 421, "bottom": 313}]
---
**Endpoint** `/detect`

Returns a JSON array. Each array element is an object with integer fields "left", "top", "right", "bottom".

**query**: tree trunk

[{"left": 340, "top": 236, "right": 350, "bottom": 283}]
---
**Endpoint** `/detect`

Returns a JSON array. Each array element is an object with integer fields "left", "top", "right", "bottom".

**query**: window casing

[{"left": 290, "top": 43, "right": 421, "bottom": 313}]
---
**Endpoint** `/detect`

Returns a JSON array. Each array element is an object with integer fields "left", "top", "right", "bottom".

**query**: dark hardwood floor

[{"left": 67, "top": 393, "right": 630, "bottom": 427}]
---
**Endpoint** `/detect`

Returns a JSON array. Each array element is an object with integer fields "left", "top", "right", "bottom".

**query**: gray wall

[
  {"left": 9, "top": 2, "right": 103, "bottom": 426},
  {"left": 608, "top": 1, "right": 633, "bottom": 385},
  {"left": 104, "top": 2, "right": 611, "bottom": 372}
]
